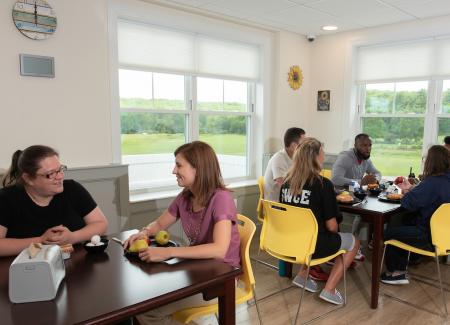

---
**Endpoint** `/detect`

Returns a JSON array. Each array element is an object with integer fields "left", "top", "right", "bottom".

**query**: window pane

[
  {"left": 119, "top": 69, "right": 153, "bottom": 109},
  {"left": 362, "top": 117, "right": 424, "bottom": 176},
  {"left": 121, "top": 112, "right": 186, "bottom": 188},
  {"left": 394, "top": 81, "right": 427, "bottom": 114},
  {"left": 365, "top": 83, "right": 394, "bottom": 114},
  {"left": 442, "top": 80, "right": 450, "bottom": 114},
  {"left": 153, "top": 73, "right": 185, "bottom": 110},
  {"left": 199, "top": 114, "right": 247, "bottom": 178},
  {"left": 224, "top": 80, "right": 247, "bottom": 112},
  {"left": 197, "top": 77, "right": 223, "bottom": 111},
  {"left": 438, "top": 118, "right": 450, "bottom": 143}
]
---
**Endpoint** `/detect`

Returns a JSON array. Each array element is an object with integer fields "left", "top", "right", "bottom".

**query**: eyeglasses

[{"left": 37, "top": 165, "right": 67, "bottom": 179}]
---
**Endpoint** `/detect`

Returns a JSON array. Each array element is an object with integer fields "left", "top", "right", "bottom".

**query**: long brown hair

[
  {"left": 422, "top": 145, "right": 450, "bottom": 179},
  {"left": 284, "top": 137, "right": 323, "bottom": 196},
  {"left": 174, "top": 141, "right": 226, "bottom": 206},
  {"left": 2, "top": 145, "right": 59, "bottom": 187}
]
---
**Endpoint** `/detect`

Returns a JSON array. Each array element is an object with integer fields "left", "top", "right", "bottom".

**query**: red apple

[{"left": 394, "top": 176, "right": 404, "bottom": 185}]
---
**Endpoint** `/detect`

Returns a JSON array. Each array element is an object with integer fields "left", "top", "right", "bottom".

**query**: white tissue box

[{"left": 9, "top": 245, "right": 66, "bottom": 303}]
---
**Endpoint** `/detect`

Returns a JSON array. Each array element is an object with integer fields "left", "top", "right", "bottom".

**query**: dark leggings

[{"left": 384, "top": 212, "right": 433, "bottom": 272}]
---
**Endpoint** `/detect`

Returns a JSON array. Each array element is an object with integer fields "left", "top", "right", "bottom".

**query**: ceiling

[{"left": 144, "top": 0, "right": 450, "bottom": 37}]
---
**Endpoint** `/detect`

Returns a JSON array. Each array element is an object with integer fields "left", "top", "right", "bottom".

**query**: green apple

[
  {"left": 128, "top": 239, "right": 149, "bottom": 252},
  {"left": 155, "top": 230, "right": 170, "bottom": 246}
]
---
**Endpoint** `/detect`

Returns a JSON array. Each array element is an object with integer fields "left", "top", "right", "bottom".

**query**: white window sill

[{"left": 130, "top": 179, "right": 258, "bottom": 203}]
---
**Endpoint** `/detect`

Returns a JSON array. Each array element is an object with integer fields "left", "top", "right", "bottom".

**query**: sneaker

[
  {"left": 319, "top": 289, "right": 344, "bottom": 305},
  {"left": 309, "top": 265, "right": 329, "bottom": 282},
  {"left": 292, "top": 275, "right": 319, "bottom": 293},
  {"left": 354, "top": 247, "right": 365, "bottom": 261},
  {"left": 380, "top": 272, "right": 409, "bottom": 285}
]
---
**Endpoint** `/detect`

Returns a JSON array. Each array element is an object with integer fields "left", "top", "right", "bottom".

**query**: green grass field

[
  {"left": 121, "top": 133, "right": 246, "bottom": 155},
  {"left": 370, "top": 147, "right": 422, "bottom": 176},
  {"left": 122, "top": 133, "right": 423, "bottom": 176}
]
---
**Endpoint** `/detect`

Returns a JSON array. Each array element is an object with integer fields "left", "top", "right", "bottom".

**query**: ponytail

[{"left": 2, "top": 150, "right": 23, "bottom": 187}]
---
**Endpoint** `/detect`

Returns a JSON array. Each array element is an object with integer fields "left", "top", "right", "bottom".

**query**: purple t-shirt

[{"left": 168, "top": 189, "right": 240, "bottom": 268}]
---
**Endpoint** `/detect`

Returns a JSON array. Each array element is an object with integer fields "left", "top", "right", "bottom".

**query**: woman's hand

[
  {"left": 41, "top": 225, "right": 74, "bottom": 245},
  {"left": 397, "top": 179, "right": 413, "bottom": 193},
  {"left": 123, "top": 231, "right": 147, "bottom": 250},
  {"left": 139, "top": 247, "right": 172, "bottom": 262}
]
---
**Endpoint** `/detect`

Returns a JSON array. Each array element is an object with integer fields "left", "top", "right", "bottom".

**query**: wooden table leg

[
  {"left": 218, "top": 278, "right": 236, "bottom": 325},
  {"left": 370, "top": 215, "right": 384, "bottom": 309}
]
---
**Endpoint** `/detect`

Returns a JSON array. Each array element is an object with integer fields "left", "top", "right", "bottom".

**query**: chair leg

[
  {"left": 293, "top": 263, "right": 310, "bottom": 325},
  {"left": 252, "top": 287, "right": 263, "bottom": 325},
  {"left": 342, "top": 254, "right": 347, "bottom": 306},
  {"left": 380, "top": 244, "right": 387, "bottom": 275},
  {"left": 435, "top": 252, "right": 448, "bottom": 317},
  {"left": 405, "top": 251, "right": 411, "bottom": 274}
]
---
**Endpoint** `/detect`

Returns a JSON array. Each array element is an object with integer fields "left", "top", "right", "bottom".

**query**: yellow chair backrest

[
  {"left": 430, "top": 203, "right": 450, "bottom": 256},
  {"left": 320, "top": 169, "right": 332, "bottom": 180},
  {"left": 260, "top": 199, "right": 318, "bottom": 265},
  {"left": 237, "top": 214, "right": 257, "bottom": 291},
  {"left": 256, "top": 176, "right": 265, "bottom": 222},
  {"left": 171, "top": 214, "right": 257, "bottom": 324}
]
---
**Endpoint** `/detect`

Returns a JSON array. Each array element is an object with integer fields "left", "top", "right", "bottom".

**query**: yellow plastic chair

[
  {"left": 381, "top": 203, "right": 450, "bottom": 317},
  {"left": 260, "top": 199, "right": 347, "bottom": 325},
  {"left": 172, "top": 214, "right": 262, "bottom": 324},
  {"left": 252, "top": 177, "right": 280, "bottom": 272},
  {"left": 320, "top": 169, "right": 332, "bottom": 180}
]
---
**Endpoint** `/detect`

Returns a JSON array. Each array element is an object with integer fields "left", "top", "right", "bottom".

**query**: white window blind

[
  {"left": 118, "top": 20, "right": 195, "bottom": 73},
  {"left": 118, "top": 20, "right": 260, "bottom": 80},
  {"left": 356, "top": 37, "right": 450, "bottom": 82}
]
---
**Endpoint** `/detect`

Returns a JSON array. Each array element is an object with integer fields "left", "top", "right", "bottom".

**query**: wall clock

[{"left": 12, "top": 0, "right": 57, "bottom": 40}]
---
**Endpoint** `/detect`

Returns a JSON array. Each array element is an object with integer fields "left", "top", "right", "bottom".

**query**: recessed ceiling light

[{"left": 322, "top": 25, "right": 338, "bottom": 31}]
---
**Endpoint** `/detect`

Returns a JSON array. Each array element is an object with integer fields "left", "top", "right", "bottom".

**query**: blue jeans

[{"left": 384, "top": 224, "right": 432, "bottom": 272}]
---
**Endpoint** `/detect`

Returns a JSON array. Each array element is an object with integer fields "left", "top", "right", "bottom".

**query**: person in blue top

[{"left": 381, "top": 145, "right": 450, "bottom": 284}]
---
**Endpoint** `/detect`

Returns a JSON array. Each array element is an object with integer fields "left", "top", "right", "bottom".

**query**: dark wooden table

[
  {"left": 338, "top": 195, "right": 402, "bottom": 309},
  {"left": 0, "top": 230, "right": 241, "bottom": 325}
]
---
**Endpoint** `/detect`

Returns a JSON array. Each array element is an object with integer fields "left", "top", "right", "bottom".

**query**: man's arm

[
  {"left": 366, "top": 160, "right": 382, "bottom": 181},
  {"left": 332, "top": 154, "right": 354, "bottom": 186}
]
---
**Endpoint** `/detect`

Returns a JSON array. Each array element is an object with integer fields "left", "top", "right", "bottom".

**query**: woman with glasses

[{"left": 0, "top": 145, "right": 108, "bottom": 256}]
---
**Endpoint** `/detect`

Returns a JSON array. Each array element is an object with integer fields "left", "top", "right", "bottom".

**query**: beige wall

[
  {"left": 266, "top": 31, "right": 311, "bottom": 152},
  {"left": 0, "top": 0, "right": 111, "bottom": 168}
]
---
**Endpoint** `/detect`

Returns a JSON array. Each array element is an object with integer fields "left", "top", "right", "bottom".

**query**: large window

[
  {"left": 357, "top": 39, "right": 450, "bottom": 176},
  {"left": 119, "top": 70, "right": 254, "bottom": 190},
  {"left": 117, "top": 20, "right": 260, "bottom": 191},
  {"left": 359, "top": 80, "right": 450, "bottom": 176},
  {"left": 361, "top": 81, "right": 426, "bottom": 176}
]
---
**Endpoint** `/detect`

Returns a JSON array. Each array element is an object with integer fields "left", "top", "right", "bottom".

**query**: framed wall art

[{"left": 317, "top": 90, "right": 330, "bottom": 111}]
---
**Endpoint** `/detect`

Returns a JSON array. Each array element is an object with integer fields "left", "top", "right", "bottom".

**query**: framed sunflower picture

[{"left": 317, "top": 90, "right": 330, "bottom": 111}]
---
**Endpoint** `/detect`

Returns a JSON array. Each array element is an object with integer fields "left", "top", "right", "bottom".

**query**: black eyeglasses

[{"left": 37, "top": 165, "right": 67, "bottom": 179}]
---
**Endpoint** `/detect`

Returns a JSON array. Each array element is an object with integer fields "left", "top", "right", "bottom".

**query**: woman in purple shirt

[
  {"left": 124, "top": 141, "right": 240, "bottom": 266},
  {"left": 124, "top": 141, "right": 240, "bottom": 324}
]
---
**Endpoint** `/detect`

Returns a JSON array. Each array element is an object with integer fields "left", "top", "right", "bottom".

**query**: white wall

[
  {"left": 0, "top": 0, "right": 111, "bottom": 168},
  {"left": 307, "top": 15, "right": 450, "bottom": 155}
]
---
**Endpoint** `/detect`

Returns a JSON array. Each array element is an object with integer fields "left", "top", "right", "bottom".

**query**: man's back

[{"left": 263, "top": 149, "right": 292, "bottom": 201}]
